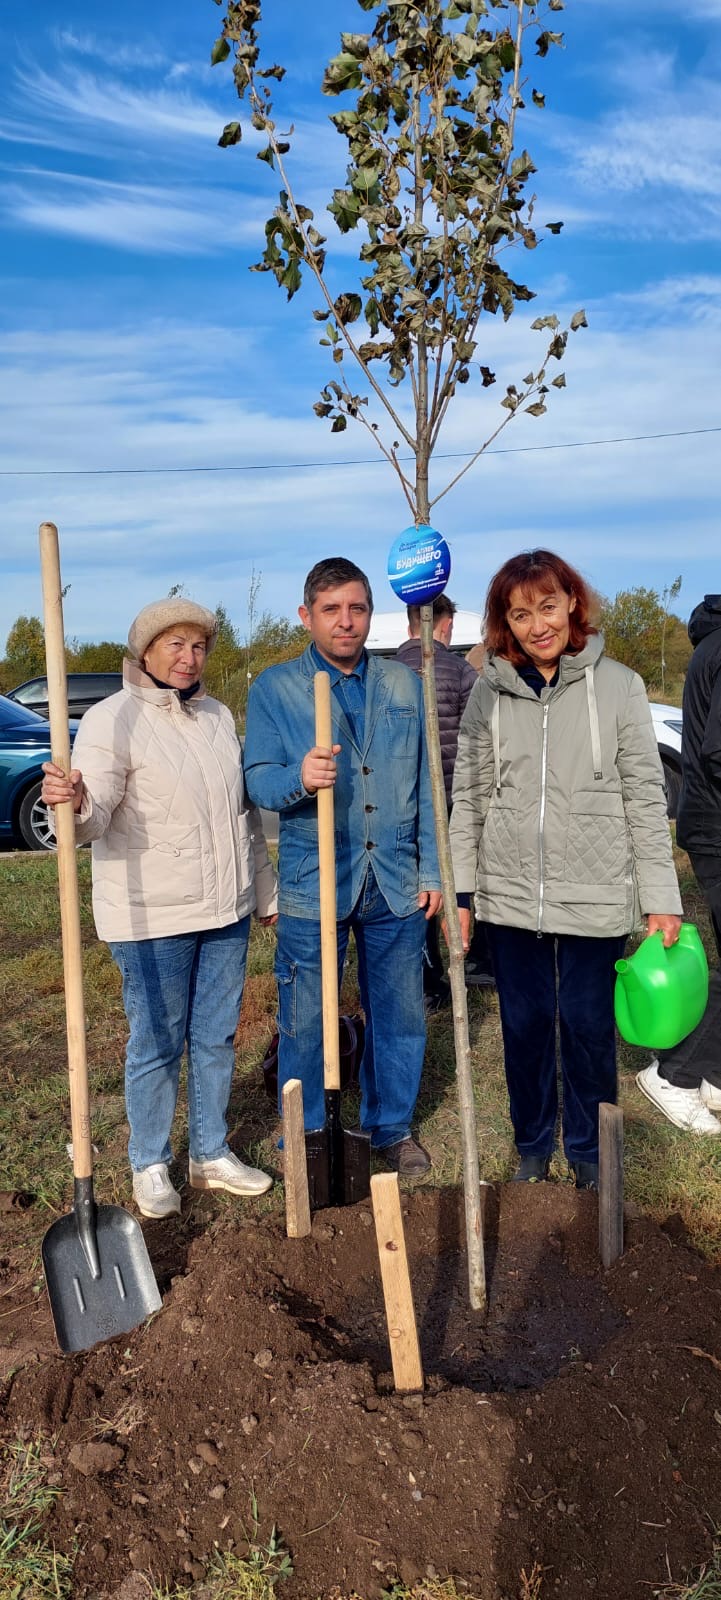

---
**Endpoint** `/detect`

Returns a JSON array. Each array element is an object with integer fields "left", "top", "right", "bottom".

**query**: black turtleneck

[{"left": 147, "top": 671, "right": 201, "bottom": 702}]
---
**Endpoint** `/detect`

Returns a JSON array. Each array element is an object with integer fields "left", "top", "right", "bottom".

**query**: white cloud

[
  {"left": 13, "top": 63, "right": 223, "bottom": 143},
  {"left": 1, "top": 169, "right": 268, "bottom": 254}
]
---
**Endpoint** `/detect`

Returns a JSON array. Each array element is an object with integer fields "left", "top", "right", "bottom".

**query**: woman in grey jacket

[{"left": 450, "top": 550, "right": 682, "bottom": 1188}]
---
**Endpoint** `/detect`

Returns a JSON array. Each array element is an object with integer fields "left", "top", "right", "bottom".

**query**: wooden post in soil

[
  {"left": 282, "top": 1079, "right": 311, "bottom": 1239},
  {"left": 419, "top": 602, "right": 486, "bottom": 1314},
  {"left": 371, "top": 1173, "right": 423, "bottom": 1394},
  {"left": 598, "top": 1102, "right": 624, "bottom": 1268}
]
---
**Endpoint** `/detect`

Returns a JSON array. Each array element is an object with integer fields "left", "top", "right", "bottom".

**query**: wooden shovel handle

[
  {"left": 39, "top": 522, "right": 93, "bottom": 1181},
  {"left": 314, "top": 672, "right": 341, "bottom": 1093}
]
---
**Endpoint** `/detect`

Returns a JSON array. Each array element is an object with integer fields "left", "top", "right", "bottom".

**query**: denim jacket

[{"left": 244, "top": 645, "right": 441, "bottom": 919}]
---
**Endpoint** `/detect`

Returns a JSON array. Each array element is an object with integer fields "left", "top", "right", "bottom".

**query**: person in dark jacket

[
  {"left": 397, "top": 595, "right": 495, "bottom": 1008},
  {"left": 636, "top": 594, "right": 721, "bottom": 1134}
]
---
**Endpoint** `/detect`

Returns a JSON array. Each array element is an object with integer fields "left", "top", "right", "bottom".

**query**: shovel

[
  {"left": 305, "top": 671, "right": 371, "bottom": 1208},
  {"left": 39, "top": 521, "right": 162, "bottom": 1353}
]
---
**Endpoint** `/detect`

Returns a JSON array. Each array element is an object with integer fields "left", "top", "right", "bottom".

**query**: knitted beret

[{"left": 127, "top": 599, "right": 219, "bottom": 662}]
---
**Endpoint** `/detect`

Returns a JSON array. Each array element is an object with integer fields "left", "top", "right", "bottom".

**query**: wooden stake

[
  {"left": 371, "top": 1173, "right": 423, "bottom": 1393},
  {"left": 599, "top": 1102, "right": 624, "bottom": 1268},
  {"left": 282, "top": 1079, "right": 311, "bottom": 1238}
]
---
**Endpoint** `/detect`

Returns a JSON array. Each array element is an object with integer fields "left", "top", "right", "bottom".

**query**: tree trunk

[{"left": 417, "top": 474, "right": 485, "bottom": 1313}]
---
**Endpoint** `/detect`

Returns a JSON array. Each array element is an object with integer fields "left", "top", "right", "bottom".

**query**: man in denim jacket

[{"left": 244, "top": 557, "right": 442, "bottom": 1176}]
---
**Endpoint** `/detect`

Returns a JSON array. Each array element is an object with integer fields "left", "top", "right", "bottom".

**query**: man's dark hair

[
  {"left": 303, "top": 557, "right": 373, "bottom": 611},
  {"left": 406, "top": 594, "right": 457, "bottom": 634}
]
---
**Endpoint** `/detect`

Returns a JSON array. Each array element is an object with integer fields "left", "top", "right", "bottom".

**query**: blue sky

[{"left": 1, "top": 0, "right": 720, "bottom": 651}]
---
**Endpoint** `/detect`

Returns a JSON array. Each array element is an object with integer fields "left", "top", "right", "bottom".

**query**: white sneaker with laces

[
  {"left": 132, "top": 1162, "right": 182, "bottom": 1218},
  {"left": 188, "top": 1151, "right": 273, "bottom": 1197},
  {"left": 700, "top": 1079, "right": 721, "bottom": 1112},
  {"left": 636, "top": 1060, "right": 721, "bottom": 1134}
]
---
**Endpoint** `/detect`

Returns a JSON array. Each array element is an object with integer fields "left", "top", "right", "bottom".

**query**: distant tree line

[
  {"left": 0, "top": 602, "right": 307, "bottom": 723},
  {"left": 0, "top": 581, "right": 691, "bottom": 711}
]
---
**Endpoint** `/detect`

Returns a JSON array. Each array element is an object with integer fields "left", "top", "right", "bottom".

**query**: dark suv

[{"left": 7, "top": 672, "right": 122, "bottom": 720}]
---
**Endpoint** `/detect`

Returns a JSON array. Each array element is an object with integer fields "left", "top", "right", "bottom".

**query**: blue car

[{"left": 0, "top": 694, "right": 79, "bottom": 851}]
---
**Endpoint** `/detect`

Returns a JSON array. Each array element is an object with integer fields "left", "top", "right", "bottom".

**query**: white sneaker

[
  {"left": 188, "top": 1151, "right": 273, "bottom": 1197},
  {"left": 636, "top": 1061, "right": 721, "bottom": 1134},
  {"left": 132, "top": 1162, "right": 182, "bottom": 1218},
  {"left": 700, "top": 1079, "right": 721, "bottom": 1112}
]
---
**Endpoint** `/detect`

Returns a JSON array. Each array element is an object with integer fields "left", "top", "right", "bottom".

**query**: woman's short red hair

[{"left": 484, "top": 549, "right": 598, "bottom": 666}]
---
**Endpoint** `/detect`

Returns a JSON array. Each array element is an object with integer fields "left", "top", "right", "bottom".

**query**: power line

[{"left": 0, "top": 424, "right": 719, "bottom": 478}]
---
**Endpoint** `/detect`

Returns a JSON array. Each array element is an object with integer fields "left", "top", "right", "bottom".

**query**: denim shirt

[{"left": 244, "top": 645, "right": 441, "bottom": 919}]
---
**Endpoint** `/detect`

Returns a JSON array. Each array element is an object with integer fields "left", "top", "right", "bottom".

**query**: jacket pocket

[
  {"left": 236, "top": 811, "right": 254, "bottom": 891},
  {"left": 384, "top": 705, "right": 418, "bottom": 759},
  {"left": 479, "top": 803, "right": 521, "bottom": 879},
  {"left": 563, "top": 790, "right": 628, "bottom": 886},
  {"left": 124, "top": 821, "right": 203, "bottom": 907}
]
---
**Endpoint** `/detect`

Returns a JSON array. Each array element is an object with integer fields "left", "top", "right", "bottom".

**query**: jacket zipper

[{"left": 537, "top": 702, "right": 549, "bottom": 934}]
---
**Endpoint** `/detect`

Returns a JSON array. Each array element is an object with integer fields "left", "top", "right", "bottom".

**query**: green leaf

[
  {"left": 210, "top": 36, "right": 231, "bottom": 66},
  {"left": 312, "top": 309, "right": 331, "bottom": 322},
  {"left": 551, "top": 374, "right": 566, "bottom": 388},
  {"left": 526, "top": 401, "right": 547, "bottom": 416},
  {"left": 331, "top": 415, "right": 348, "bottom": 432},
  {"left": 257, "top": 144, "right": 274, "bottom": 166},
  {"left": 480, "top": 366, "right": 496, "bottom": 387},
  {"left": 313, "top": 402, "right": 333, "bottom": 417},
  {"left": 322, "top": 51, "right": 364, "bottom": 96},
  {"left": 218, "top": 121, "right": 242, "bottom": 148},
  {"left": 570, "top": 308, "right": 588, "bottom": 330},
  {"left": 545, "top": 221, "right": 563, "bottom": 234}
]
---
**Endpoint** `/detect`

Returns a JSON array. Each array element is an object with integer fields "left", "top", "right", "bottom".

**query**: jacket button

[
  {"left": 366, "top": 840, "right": 375, "bottom": 850},
  {"left": 362, "top": 765, "right": 372, "bottom": 774},
  {"left": 364, "top": 804, "right": 375, "bottom": 813}
]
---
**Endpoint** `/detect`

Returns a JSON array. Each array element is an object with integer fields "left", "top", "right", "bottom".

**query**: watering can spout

[{"left": 614, "top": 923, "right": 708, "bottom": 1051}]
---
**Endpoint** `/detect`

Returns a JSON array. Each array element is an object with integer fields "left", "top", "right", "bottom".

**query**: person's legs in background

[
  {"left": 464, "top": 915, "right": 495, "bottom": 989},
  {"left": 637, "top": 854, "right": 721, "bottom": 1132}
]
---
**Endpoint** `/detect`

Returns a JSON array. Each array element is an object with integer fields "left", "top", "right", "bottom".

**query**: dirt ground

[{"left": 2, "top": 1183, "right": 721, "bottom": 1600}]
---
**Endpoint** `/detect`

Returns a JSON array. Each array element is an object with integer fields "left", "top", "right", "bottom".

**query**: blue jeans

[
  {"left": 275, "top": 872, "right": 427, "bottom": 1148},
  {"left": 486, "top": 924, "right": 627, "bottom": 1165},
  {"left": 109, "top": 919, "right": 250, "bottom": 1171}
]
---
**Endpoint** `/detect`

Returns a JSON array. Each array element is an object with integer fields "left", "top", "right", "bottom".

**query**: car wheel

[
  {"left": 662, "top": 759, "right": 681, "bottom": 820},
  {"left": 18, "top": 782, "right": 57, "bottom": 851}
]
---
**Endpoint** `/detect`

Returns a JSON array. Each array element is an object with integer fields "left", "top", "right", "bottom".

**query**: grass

[
  {"left": 0, "top": 1436, "right": 74, "bottom": 1599},
  {"left": 1, "top": 840, "right": 720, "bottom": 1597},
  {"left": 657, "top": 1537, "right": 721, "bottom": 1598}
]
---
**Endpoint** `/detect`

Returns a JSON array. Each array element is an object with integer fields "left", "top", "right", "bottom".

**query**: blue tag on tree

[{"left": 387, "top": 526, "right": 451, "bottom": 605}]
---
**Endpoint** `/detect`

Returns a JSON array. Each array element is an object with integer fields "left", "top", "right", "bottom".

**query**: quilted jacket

[
  {"left": 71, "top": 660, "right": 278, "bottom": 941},
  {"left": 450, "top": 634, "right": 682, "bottom": 938},
  {"left": 396, "top": 636, "right": 478, "bottom": 802}
]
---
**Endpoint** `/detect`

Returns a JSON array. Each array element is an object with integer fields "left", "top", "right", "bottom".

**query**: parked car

[
  {"left": 6, "top": 671, "right": 122, "bottom": 721},
  {"left": 0, "top": 695, "right": 79, "bottom": 850},
  {"left": 648, "top": 702, "right": 683, "bottom": 819}
]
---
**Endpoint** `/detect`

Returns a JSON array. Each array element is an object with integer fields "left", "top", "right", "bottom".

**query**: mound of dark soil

[{"left": 2, "top": 1185, "right": 721, "bottom": 1599}]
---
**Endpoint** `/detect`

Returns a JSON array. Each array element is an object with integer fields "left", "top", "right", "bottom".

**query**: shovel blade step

[
  {"left": 43, "top": 1204, "right": 161, "bottom": 1353},
  {"left": 305, "top": 1123, "right": 371, "bottom": 1210}
]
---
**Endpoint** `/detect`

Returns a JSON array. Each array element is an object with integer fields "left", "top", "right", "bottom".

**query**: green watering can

[{"left": 614, "top": 922, "right": 709, "bottom": 1050}]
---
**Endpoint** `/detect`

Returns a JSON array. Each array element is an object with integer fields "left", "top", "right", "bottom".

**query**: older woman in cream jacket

[{"left": 42, "top": 598, "right": 277, "bottom": 1219}]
